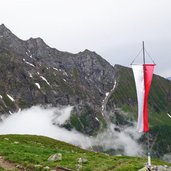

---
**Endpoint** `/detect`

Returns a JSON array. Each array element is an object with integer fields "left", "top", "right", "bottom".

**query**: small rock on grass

[
  {"left": 48, "top": 153, "right": 62, "bottom": 162},
  {"left": 16, "top": 164, "right": 24, "bottom": 169},
  {"left": 43, "top": 166, "right": 50, "bottom": 170},
  {"left": 14, "top": 141, "right": 19, "bottom": 144},
  {"left": 78, "top": 157, "right": 88, "bottom": 164}
]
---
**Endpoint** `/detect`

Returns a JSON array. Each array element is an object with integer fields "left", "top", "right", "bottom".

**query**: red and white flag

[{"left": 132, "top": 64, "right": 155, "bottom": 132}]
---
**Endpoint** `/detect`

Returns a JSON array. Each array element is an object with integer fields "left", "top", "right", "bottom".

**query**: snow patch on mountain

[
  {"left": 35, "top": 83, "right": 40, "bottom": 89},
  {"left": 40, "top": 76, "right": 50, "bottom": 85},
  {"left": 23, "top": 59, "right": 35, "bottom": 67},
  {"left": 7, "top": 94, "right": 15, "bottom": 102}
]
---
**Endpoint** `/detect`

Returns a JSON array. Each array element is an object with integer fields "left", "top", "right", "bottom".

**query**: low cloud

[
  {"left": 0, "top": 106, "right": 91, "bottom": 148},
  {"left": 0, "top": 106, "right": 143, "bottom": 156},
  {"left": 91, "top": 123, "right": 143, "bottom": 156}
]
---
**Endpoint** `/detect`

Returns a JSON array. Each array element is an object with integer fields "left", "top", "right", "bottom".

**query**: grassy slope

[
  {"left": 0, "top": 135, "right": 170, "bottom": 171},
  {"left": 108, "top": 65, "right": 171, "bottom": 156}
]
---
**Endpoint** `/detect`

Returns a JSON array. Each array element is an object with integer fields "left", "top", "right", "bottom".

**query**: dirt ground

[{"left": 0, "top": 156, "right": 23, "bottom": 171}]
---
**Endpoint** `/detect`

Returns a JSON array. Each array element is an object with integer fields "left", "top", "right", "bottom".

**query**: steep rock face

[{"left": 0, "top": 24, "right": 116, "bottom": 135}]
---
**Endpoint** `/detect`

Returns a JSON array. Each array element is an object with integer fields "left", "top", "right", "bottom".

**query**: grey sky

[{"left": 0, "top": 0, "right": 171, "bottom": 77}]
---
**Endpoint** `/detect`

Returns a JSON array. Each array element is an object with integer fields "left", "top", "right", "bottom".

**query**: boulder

[
  {"left": 48, "top": 153, "right": 62, "bottom": 162},
  {"left": 77, "top": 157, "right": 88, "bottom": 164}
]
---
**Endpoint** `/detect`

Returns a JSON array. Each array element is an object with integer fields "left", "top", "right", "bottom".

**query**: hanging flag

[{"left": 132, "top": 64, "right": 155, "bottom": 132}]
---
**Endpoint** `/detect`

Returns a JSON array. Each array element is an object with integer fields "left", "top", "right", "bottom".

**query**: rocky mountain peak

[
  {"left": 78, "top": 49, "right": 97, "bottom": 57},
  {"left": 0, "top": 25, "right": 118, "bottom": 135},
  {"left": 0, "top": 24, "right": 16, "bottom": 38},
  {"left": 0, "top": 24, "right": 8, "bottom": 31},
  {"left": 26, "top": 37, "right": 49, "bottom": 53},
  {"left": 27, "top": 37, "right": 47, "bottom": 46},
  {"left": 82, "top": 49, "right": 94, "bottom": 53},
  {"left": 0, "top": 24, "right": 26, "bottom": 55}
]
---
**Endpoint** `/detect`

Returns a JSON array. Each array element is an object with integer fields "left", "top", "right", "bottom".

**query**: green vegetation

[
  {"left": 0, "top": 134, "right": 170, "bottom": 171},
  {"left": 70, "top": 106, "right": 100, "bottom": 135}
]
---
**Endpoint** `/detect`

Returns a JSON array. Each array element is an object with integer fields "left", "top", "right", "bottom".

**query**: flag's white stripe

[{"left": 132, "top": 65, "right": 144, "bottom": 132}]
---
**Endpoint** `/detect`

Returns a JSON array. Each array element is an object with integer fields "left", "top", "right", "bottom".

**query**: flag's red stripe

[{"left": 143, "top": 64, "right": 155, "bottom": 132}]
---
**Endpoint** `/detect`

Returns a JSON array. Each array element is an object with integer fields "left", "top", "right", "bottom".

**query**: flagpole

[
  {"left": 147, "top": 133, "right": 151, "bottom": 168},
  {"left": 143, "top": 41, "right": 151, "bottom": 169},
  {"left": 143, "top": 41, "right": 145, "bottom": 64}
]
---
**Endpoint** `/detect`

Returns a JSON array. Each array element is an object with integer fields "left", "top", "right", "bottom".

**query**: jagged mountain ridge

[{"left": 0, "top": 24, "right": 116, "bottom": 135}]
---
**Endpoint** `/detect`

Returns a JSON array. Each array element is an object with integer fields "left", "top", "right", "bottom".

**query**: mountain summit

[
  {"left": 0, "top": 24, "right": 11, "bottom": 34},
  {"left": 0, "top": 24, "right": 116, "bottom": 135}
]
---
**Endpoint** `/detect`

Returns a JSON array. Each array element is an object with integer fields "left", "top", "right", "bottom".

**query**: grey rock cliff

[{"left": 0, "top": 24, "right": 117, "bottom": 135}]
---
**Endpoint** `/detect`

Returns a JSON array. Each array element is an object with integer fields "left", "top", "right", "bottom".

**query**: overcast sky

[{"left": 0, "top": 0, "right": 171, "bottom": 77}]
